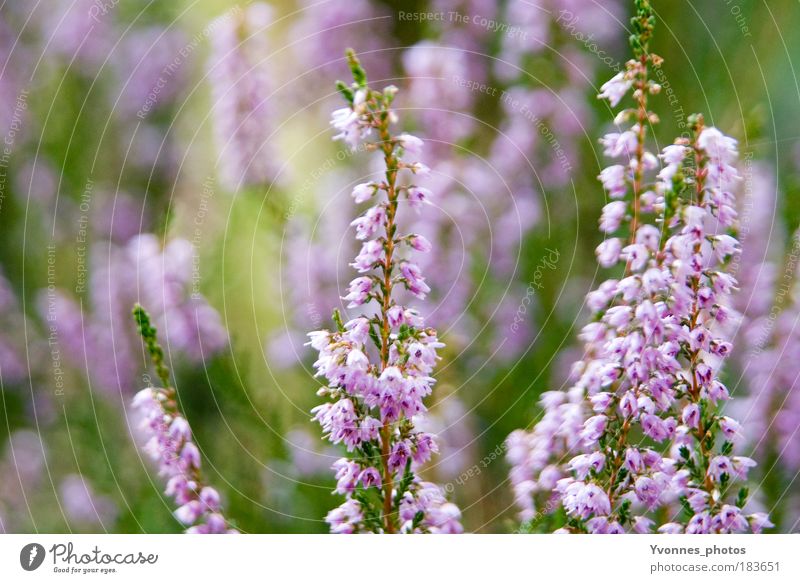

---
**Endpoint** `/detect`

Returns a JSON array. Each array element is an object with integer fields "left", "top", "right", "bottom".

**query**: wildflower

[
  {"left": 598, "top": 72, "right": 633, "bottom": 107},
  {"left": 131, "top": 307, "right": 235, "bottom": 534},
  {"left": 505, "top": 0, "right": 767, "bottom": 534},
  {"left": 309, "top": 51, "right": 460, "bottom": 534},
  {"left": 352, "top": 182, "right": 376, "bottom": 203}
]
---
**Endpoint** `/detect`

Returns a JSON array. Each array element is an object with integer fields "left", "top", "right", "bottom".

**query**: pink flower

[
  {"left": 351, "top": 206, "right": 386, "bottom": 240},
  {"left": 397, "top": 133, "right": 423, "bottom": 155},
  {"left": 598, "top": 165, "right": 627, "bottom": 198},
  {"left": 599, "top": 201, "right": 627, "bottom": 233},
  {"left": 682, "top": 404, "right": 700, "bottom": 428},
  {"left": 400, "top": 262, "right": 431, "bottom": 299},
  {"left": 596, "top": 238, "right": 622, "bottom": 268},
  {"left": 600, "top": 131, "right": 637, "bottom": 159},
  {"left": 359, "top": 467, "right": 382, "bottom": 488},
  {"left": 707, "top": 456, "right": 733, "bottom": 482},
  {"left": 407, "top": 186, "right": 431, "bottom": 213},
  {"left": 351, "top": 182, "right": 375, "bottom": 203},
  {"left": 343, "top": 276, "right": 373, "bottom": 307},
  {"left": 351, "top": 240, "right": 384, "bottom": 272},
  {"left": 598, "top": 72, "right": 632, "bottom": 106}
]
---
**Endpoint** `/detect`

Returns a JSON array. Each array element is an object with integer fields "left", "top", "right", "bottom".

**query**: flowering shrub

[
  {"left": 131, "top": 305, "right": 235, "bottom": 534},
  {"left": 307, "top": 51, "right": 462, "bottom": 534},
  {"left": 506, "top": 0, "right": 771, "bottom": 534}
]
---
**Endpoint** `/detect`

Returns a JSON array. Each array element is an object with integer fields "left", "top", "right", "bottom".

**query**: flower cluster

[
  {"left": 308, "top": 51, "right": 462, "bottom": 534},
  {"left": 506, "top": 0, "right": 770, "bottom": 534},
  {"left": 131, "top": 306, "right": 235, "bottom": 534}
]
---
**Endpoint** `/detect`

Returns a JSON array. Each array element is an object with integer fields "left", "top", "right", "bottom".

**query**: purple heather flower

[
  {"left": 133, "top": 387, "right": 235, "bottom": 533},
  {"left": 310, "top": 57, "right": 459, "bottom": 533},
  {"left": 707, "top": 456, "right": 733, "bottom": 482},
  {"left": 596, "top": 238, "right": 622, "bottom": 268},
  {"left": 599, "top": 201, "right": 628, "bottom": 233},
  {"left": 406, "top": 186, "right": 431, "bottom": 213},
  {"left": 598, "top": 72, "right": 633, "bottom": 107},
  {"left": 351, "top": 240, "right": 384, "bottom": 272},
  {"left": 351, "top": 183, "right": 376, "bottom": 203},
  {"left": 682, "top": 403, "right": 700, "bottom": 429},
  {"left": 400, "top": 262, "right": 431, "bottom": 300},
  {"left": 599, "top": 165, "right": 627, "bottom": 198},
  {"left": 408, "top": 235, "right": 432, "bottom": 253},
  {"left": 505, "top": 23, "right": 766, "bottom": 533},
  {"left": 359, "top": 467, "right": 381, "bottom": 489},
  {"left": 397, "top": 133, "right": 424, "bottom": 155},
  {"left": 748, "top": 513, "right": 774, "bottom": 534},
  {"left": 600, "top": 131, "right": 637, "bottom": 159},
  {"left": 326, "top": 499, "right": 364, "bottom": 535}
]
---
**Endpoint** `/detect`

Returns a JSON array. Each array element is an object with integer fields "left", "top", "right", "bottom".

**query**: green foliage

[{"left": 132, "top": 304, "right": 171, "bottom": 389}]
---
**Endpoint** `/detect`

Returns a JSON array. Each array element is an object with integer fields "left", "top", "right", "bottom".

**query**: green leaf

[
  {"left": 345, "top": 49, "right": 367, "bottom": 87},
  {"left": 132, "top": 303, "right": 171, "bottom": 388},
  {"left": 335, "top": 80, "right": 354, "bottom": 104},
  {"left": 679, "top": 495, "right": 693, "bottom": 519},
  {"left": 393, "top": 458, "right": 415, "bottom": 507},
  {"left": 332, "top": 308, "right": 345, "bottom": 333},
  {"left": 368, "top": 323, "right": 382, "bottom": 351},
  {"left": 736, "top": 486, "right": 749, "bottom": 509}
]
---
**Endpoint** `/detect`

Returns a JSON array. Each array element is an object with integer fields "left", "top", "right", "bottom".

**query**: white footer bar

[{"left": 1, "top": 534, "right": 798, "bottom": 581}]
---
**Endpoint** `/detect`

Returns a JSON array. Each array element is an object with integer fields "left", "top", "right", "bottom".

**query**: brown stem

[
  {"left": 377, "top": 119, "right": 398, "bottom": 533},
  {"left": 607, "top": 420, "right": 631, "bottom": 507},
  {"left": 628, "top": 55, "right": 649, "bottom": 247},
  {"left": 686, "top": 131, "right": 718, "bottom": 500},
  {"left": 608, "top": 56, "right": 649, "bottom": 518}
]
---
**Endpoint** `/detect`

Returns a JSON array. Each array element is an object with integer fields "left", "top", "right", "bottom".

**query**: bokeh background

[{"left": 1, "top": 0, "right": 799, "bottom": 533}]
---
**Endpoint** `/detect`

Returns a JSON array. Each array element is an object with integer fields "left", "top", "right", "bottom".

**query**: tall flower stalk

[
  {"left": 506, "top": 0, "right": 771, "bottom": 534},
  {"left": 308, "top": 51, "right": 462, "bottom": 534},
  {"left": 131, "top": 305, "right": 236, "bottom": 534}
]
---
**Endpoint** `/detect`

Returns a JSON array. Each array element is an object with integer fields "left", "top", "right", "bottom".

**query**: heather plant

[
  {"left": 506, "top": 0, "right": 771, "bottom": 534},
  {"left": 266, "top": 6, "right": 628, "bottom": 522},
  {"left": 131, "top": 305, "right": 235, "bottom": 534},
  {"left": 307, "top": 51, "right": 462, "bottom": 534}
]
